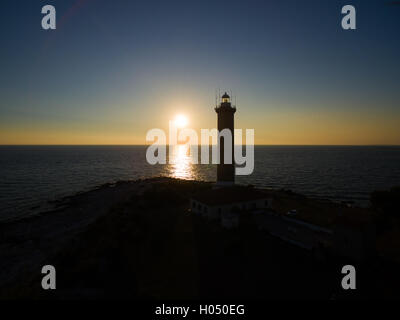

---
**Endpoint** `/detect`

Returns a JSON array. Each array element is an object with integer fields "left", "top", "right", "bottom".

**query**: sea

[{"left": 1, "top": 145, "right": 400, "bottom": 222}]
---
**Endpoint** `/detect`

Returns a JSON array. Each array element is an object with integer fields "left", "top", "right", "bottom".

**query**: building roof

[
  {"left": 222, "top": 92, "right": 230, "bottom": 99},
  {"left": 192, "top": 186, "right": 269, "bottom": 206}
]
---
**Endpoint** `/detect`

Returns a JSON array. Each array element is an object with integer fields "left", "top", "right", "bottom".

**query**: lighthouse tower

[{"left": 215, "top": 92, "right": 236, "bottom": 186}]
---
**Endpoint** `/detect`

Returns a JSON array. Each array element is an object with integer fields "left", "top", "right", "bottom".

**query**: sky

[{"left": 0, "top": 0, "right": 399, "bottom": 145}]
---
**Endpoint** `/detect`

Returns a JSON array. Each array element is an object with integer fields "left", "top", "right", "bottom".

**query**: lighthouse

[{"left": 215, "top": 92, "right": 236, "bottom": 186}]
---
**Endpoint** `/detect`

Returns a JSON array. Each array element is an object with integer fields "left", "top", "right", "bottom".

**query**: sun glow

[{"left": 174, "top": 114, "right": 188, "bottom": 128}]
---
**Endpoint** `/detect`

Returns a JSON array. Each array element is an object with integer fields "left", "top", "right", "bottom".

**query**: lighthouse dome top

[{"left": 221, "top": 92, "right": 230, "bottom": 103}]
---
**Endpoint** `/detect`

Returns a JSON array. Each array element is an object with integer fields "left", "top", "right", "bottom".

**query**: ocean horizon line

[{"left": 1, "top": 144, "right": 400, "bottom": 147}]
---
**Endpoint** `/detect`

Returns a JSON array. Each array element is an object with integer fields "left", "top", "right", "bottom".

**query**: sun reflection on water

[{"left": 169, "top": 144, "right": 195, "bottom": 180}]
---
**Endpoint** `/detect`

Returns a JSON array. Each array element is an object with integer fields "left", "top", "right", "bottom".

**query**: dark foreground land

[{"left": 1, "top": 177, "right": 400, "bottom": 300}]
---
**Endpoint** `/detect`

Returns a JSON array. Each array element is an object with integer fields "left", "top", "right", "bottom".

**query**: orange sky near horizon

[{"left": 1, "top": 106, "right": 399, "bottom": 146}]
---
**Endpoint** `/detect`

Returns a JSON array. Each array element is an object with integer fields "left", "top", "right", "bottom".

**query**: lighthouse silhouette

[{"left": 215, "top": 92, "right": 236, "bottom": 186}]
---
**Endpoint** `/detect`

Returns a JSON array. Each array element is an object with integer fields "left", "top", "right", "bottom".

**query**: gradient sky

[{"left": 1, "top": 0, "right": 399, "bottom": 145}]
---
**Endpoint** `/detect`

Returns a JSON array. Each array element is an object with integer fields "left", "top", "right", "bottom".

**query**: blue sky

[{"left": 1, "top": 0, "right": 399, "bottom": 144}]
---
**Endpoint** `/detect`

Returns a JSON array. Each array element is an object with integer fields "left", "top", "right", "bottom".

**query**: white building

[{"left": 190, "top": 186, "right": 272, "bottom": 229}]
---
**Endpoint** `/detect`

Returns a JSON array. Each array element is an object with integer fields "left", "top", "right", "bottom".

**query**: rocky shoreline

[
  {"left": 1, "top": 177, "right": 399, "bottom": 299},
  {"left": 0, "top": 177, "right": 176, "bottom": 289}
]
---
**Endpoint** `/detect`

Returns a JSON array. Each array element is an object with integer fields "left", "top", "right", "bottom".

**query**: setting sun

[{"left": 174, "top": 114, "right": 188, "bottom": 128}]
